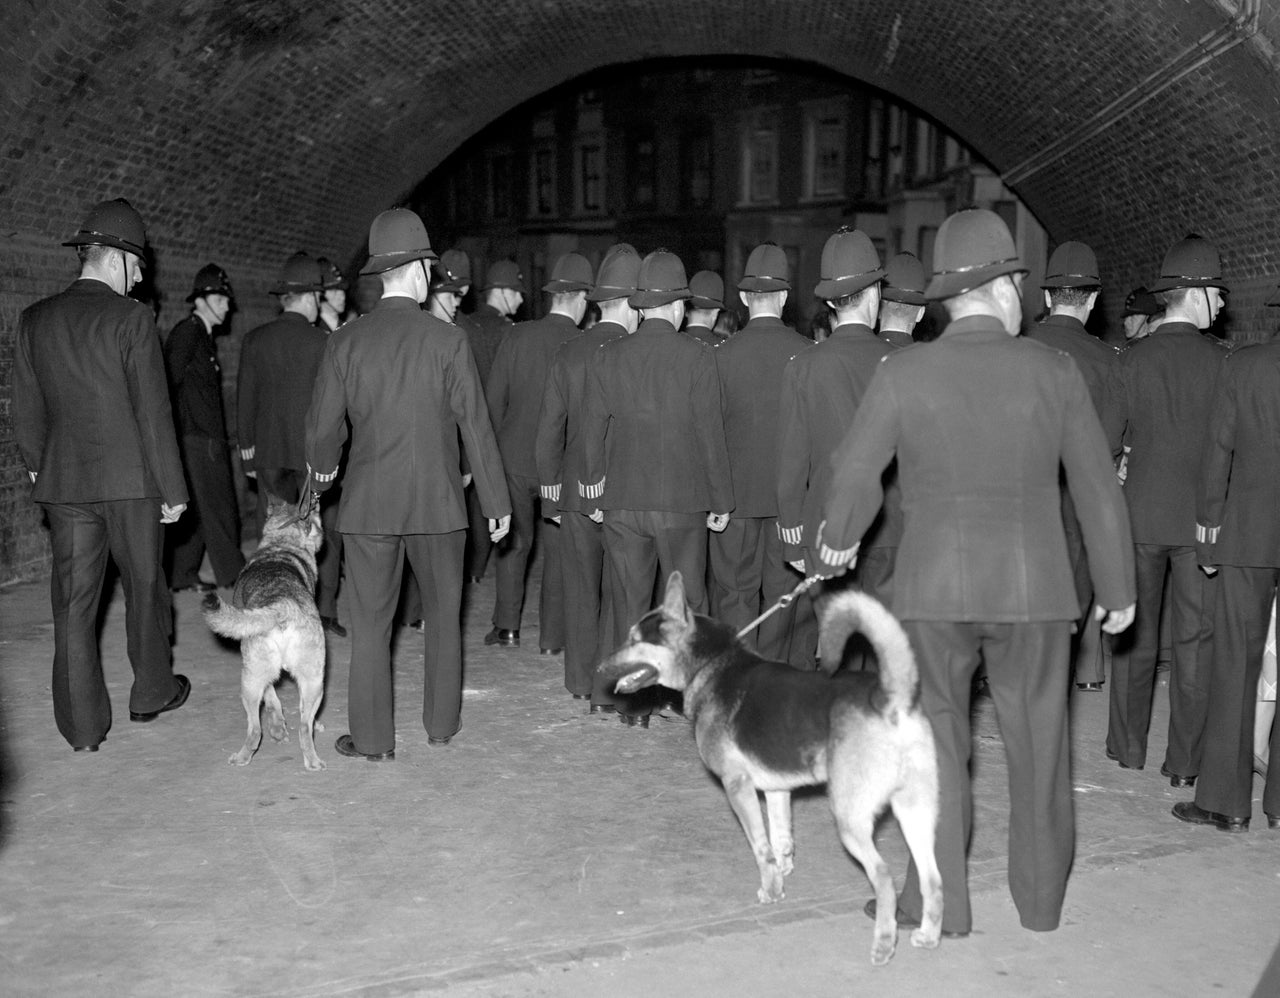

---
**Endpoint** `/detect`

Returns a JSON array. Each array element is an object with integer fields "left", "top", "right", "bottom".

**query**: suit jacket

[
  {"left": 306, "top": 295, "right": 510, "bottom": 534},
  {"left": 817, "top": 315, "right": 1134, "bottom": 622},
  {"left": 237, "top": 311, "right": 327, "bottom": 472},
  {"left": 164, "top": 314, "right": 227, "bottom": 441},
  {"left": 580, "top": 317, "right": 733, "bottom": 515},
  {"left": 1025, "top": 314, "right": 1117, "bottom": 419},
  {"left": 1196, "top": 340, "right": 1280, "bottom": 567},
  {"left": 535, "top": 321, "right": 627, "bottom": 512},
  {"left": 487, "top": 311, "right": 581, "bottom": 479},
  {"left": 465, "top": 303, "right": 511, "bottom": 390},
  {"left": 777, "top": 322, "right": 900, "bottom": 558},
  {"left": 714, "top": 315, "right": 811, "bottom": 518},
  {"left": 879, "top": 326, "right": 914, "bottom": 349},
  {"left": 14, "top": 278, "right": 187, "bottom": 506},
  {"left": 1102, "top": 321, "right": 1225, "bottom": 545},
  {"left": 684, "top": 323, "right": 717, "bottom": 346}
]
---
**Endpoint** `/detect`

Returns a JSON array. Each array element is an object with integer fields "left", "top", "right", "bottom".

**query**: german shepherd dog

[
  {"left": 203, "top": 492, "right": 326, "bottom": 771},
  {"left": 602, "top": 572, "right": 942, "bottom": 965}
]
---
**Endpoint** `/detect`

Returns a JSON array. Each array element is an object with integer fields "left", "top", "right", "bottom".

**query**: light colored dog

[
  {"left": 601, "top": 571, "right": 943, "bottom": 965},
  {"left": 203, "top": 494, "right": 326, "bottom": 771}
]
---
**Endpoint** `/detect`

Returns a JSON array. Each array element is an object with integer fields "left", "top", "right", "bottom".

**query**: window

[
  {"left": 529, "top": 141, "right": 557, "bottom": 218},
  {"left": 629, "top": 131, "right": 656, "bottom": 209},
  {"left": 803, "top": 100, "right": 846, "bottom": 200},
  {"left": 739, "top": 110, "right": 779, "bottom": 205},
  {"left": 887, "top": 105, "right": 905, "bottom": 192},
  {"left": 681, "top": 129, "right": 712, "bottom": 209},
  {"left": 864, "top": 98, "right": 885, "bottom": 199},
  {"left": 575, "top": 135, "right": 605, "bottom": 215},
  {"left": 487, "top": 150, "right": 512, "bottom": 220}
]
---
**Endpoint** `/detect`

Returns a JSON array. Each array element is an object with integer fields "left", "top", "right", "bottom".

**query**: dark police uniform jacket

[
  {"left": 579, "top": 317, "right": 733, "bottom": 515},
  {"left": 684, "top": 323, "right": 717, "bottom": 346},
  {"left": 1101, "top": 321, "right": 1225, "bottom": 546},
  {"left": 1195, "top": 341, "right": 1280, "bottom": 568},
  {"left": 164, "top": 315, "right": 228, "bottom": 441},
  {"left": 816, "top": 315, "right": 1134, "bottom": 621},
  {"left": 465, "top": 303, "right": 511, "bottom": 391},
  {"left": 487, "top": 311, "right": 581, "bottom": 480},
  {"left": 715, "top": 314, "right": 811, "bottom": 519},
  {"left": 306, "top": 295, "right": 510, "bottom": 533},
  {"left": 535, "top": 321, "right": 627, "bottom": 513},
  {"left": 14, "top": 278, "right": 187, "bottom": 506},
  {"left": 237, "top": 311, "right": 326, "bottom": 473},
  {"left": 777, "top": 322, "right": 900, "bottom": 561},
  {"left": 1025, "top": 314, "right": 1117, "bottom": 417}
]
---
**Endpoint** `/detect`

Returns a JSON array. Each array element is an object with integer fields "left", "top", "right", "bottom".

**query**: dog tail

[
  {"left": 818, "top": 590, "right": 919, "bottom": 712},
  {"left": 202, "top": 593, "right": 286, "bottom": 640}
]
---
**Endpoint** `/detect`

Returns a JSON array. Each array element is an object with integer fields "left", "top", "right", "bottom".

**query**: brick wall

[{"left": 3, "top": 0, "right": 1280, "bottom": 580}]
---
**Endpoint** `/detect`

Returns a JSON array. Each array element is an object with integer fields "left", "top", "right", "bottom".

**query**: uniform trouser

[
  {"left": 258, "top": 467, "right": 339, "bottom": 616},
  {"left": 167, "top": 434, "right": 244, "bottom": 588},
  {"left": 898, "top": 619, "right": 1073, "bottom": 934},
  {"left": 709, "top": 516, "right": 795, "bottom": 659},
  {"left": 560, "top": 511, "right": 618, "bottom": 703},
  {"left": 1107, "top": 543, "right": 1212, "bottom": 773},
  {"left": 1195, "top": 567, "right": 1280, "bottom": 820},
  {"left": 44, "top": 500, "right": 180, "bottom": 747},
  {"left": 464, "top": 484, "right": 493, "bottom": 581},
  {"left": 342, "top": 530, "right": 465, "bottom": 754},
  {"left": 493, "top": 473, "right": 564, "bottom": 648}
]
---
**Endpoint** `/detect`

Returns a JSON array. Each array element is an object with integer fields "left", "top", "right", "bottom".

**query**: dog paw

[
  {"left": 870, "top": 934, "right": 897, "bottom": 966},
  {"left": 267, "top": 723, "right": 289, "bottom": 743},
  {"left": 228, "top": 750, "right": 254, "bottom": 766},
  {"left": 303, "top": 755, "right": 327, "bottom": 772},
  {"left": 777, "top": 853, "right": 795, "bottom": 877},
  {"left": 910, "top": 927, "right": 941, "bottom": 949}
]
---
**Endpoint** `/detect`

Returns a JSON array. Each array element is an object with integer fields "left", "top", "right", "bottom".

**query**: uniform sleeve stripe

[
  {"left": 540, "top": 484, "right": 561, "bottom": 502},
  {"left": 239, "top": 446, "right": 255, "bottom": 460},
  {"left": 579, "top": 477, "right": 605, "bottom": 499},
  {"left": 307, "top": 462, "right": 338, "bottom": 484},
  {"left": 778, "top": 524, "right": 804, "bottom": 545},
  {"left": 1195, "top": 523, "right": 1220, "bottom": 544}
]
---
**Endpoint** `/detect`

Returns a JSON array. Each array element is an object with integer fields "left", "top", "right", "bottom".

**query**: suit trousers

[
  {"left": 709, "top": 516, "right": 795, "bottom": 659},
  {"left": 560, "top": 510, "right": 612, "bottom": 699},
  {"left": 342, "top": 530, "right": 465, "bottom": 754},
  {"left": 493, "top": 473, "right": 564, "bottom": 648},
  {"left": 1195, "top": 567, "right": 1280, "bottom": 820},
  {"left": 44, "top": 499, "right": 181, "bottom": 747},
  {"left": 1107, "top": 543, "right": 1211, "bottom": 773},
  {"left": 898, "top": 619, "right": 1073, "bottom": 935},
  {"left": 167, "top": 433, "right": 244, "bottom": 588},
  {"left": 464, "top": 484, "right": 493, "bottom": 581}
]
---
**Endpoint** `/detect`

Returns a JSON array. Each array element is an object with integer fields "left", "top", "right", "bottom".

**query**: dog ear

[
  {"left": 661, "top": 571, "right": 689, "bottom": 623},
  {"left": 614, "top": 664, "right": 660, "bottom": 694}
]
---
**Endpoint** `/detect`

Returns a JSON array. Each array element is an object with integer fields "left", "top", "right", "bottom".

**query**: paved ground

[{"left": 1, "top": 556, "right": 1278, "bottom": 997}]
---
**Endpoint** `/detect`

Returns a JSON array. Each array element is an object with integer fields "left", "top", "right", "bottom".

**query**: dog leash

[{"left": 736, "top": 574, "right": 824, "bottom": 639}]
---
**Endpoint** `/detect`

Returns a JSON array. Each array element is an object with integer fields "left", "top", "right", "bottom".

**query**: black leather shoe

[
  {"left": 73, "top": 744, "right": 100, "bottom": 753},
  {"left": 130, "top": 675, "right": 191, "bottom": 722},
  {"left": 428, "top": 721, "right": 460, "bottom": 746},
  {"left": 619, "top": 712, "right": 650, "bottom": 728},
  {"left": 1172, "top": 801, "right": 1248, "bottom": 832},
  {"left": 320, "top": 616, "right": 347, "bottom": 638},
  {"left": 334, "top": 734, "right": 394, "bottom": 761},
  {"left": 172, "top": 579, "right": 216, "bottom": 594},
  {"left": 589, "top": 704, "right": 617, "bottom": 714},
  {"left": 572, "top": 693, "right": 590, "bottom": 700},
  {"left": 863, "top": 899, "right": 969, "bottom": 938},
  {"left": 1161, "top": 764, "right": 1197, "bottom": 788},
  {"left": 1105, "top": 747, "right": 1142, "bottom": 770},
  {"left": 1267, "top": 813, "right": 1280, "bottom": 830},
  {"left": 1076, "top": 681, "right": 1104, "bottom": 692},
  {"left": 540, "top": 647, "right": 563, "bottom": 655},
  {"left": 484, "top": 627, "right": 519, "bottom": 646}
]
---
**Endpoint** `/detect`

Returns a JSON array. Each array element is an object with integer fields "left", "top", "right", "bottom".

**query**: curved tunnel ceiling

[{"left": 3, "top": 0, "right": 1280, "bottom": 306}]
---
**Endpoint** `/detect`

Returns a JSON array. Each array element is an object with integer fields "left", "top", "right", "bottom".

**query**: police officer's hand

[
  {"left": 244, "top": 469, "right": 257, "bottom": 479},
  {"left": 160, "top": 502, "right": 187, "bottom": 524},
  {"left": 788, "top": 559, "right": 805, "bottom": 574},
  {"left": 707, "top": 512, "right": 730, "bottom": 532},
  {"left": 1096, "top": 602, "right": 1136, "bottom": 635},
  {"left": 28, "top": 470, "right": 37, "bottom": 483},
  {"left": 462, "top": 473, "right": 473, "bottom": 489},
  {"left": 1199, "top": 563, "right": 1219, "bottom": 577},
  {"left": 588, "top": 508, "right": 603, "bottom": 524},
  {"left": 489, "top": 514, "right": 511, "bottom": 543},
  {"left": 547, "top": 514, "right": 562, "bottom": 525}
]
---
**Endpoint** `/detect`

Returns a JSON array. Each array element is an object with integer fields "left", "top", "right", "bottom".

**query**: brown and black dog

[{"left": 601, "top": 571, "right": 942, "bottom": 965}]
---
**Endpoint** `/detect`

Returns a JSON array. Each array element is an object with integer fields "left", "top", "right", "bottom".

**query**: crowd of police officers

[{"left": 12, "top": 195, "right": 1280, "bottom": 938}]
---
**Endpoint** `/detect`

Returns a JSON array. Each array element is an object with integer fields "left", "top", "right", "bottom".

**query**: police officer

[
  {"left": 14, "top": 198, "right": 190, "bottom": 749},
  {"left": 163, "top": 263, "right": 245, "bottom": 593},
  {"left": 307, "top": 209, "right": 510, "bottom": 759},
  {"left": 1102, "top": 235, "right": 1228, "bottom": 783},
  {"left": 815, "top": 208, "right": 1135, "bottom": 937},
  {"left": 536, "top": 244, "right": 641, "bottom": 707},
  {"left": 683, "top": 270, "right": 724, "bottom": 345},
  {"left": 710, "top": 244, "right": 812, "bottom": 660},
  {"left": 316, "top": 257, "right": 351, "bottom": 332},
  {"left": 580, "top": 249, "right": 733, "bottom": 724},
  {"left": 877, "top": 252, "right": 928, "bottom": 348}
]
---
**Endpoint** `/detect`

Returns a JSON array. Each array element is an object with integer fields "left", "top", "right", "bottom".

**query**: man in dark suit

[
  {"left": 580, "top": 250, "right": 734, "bottom": 723},
  {"left": 484, "top": 254, "right": 589, "bottom": 652},
  {"left": 1175, "top": 328, "right": 1280, "bottom": 833},
  {"left": 815, "top": 208, "right": 1136, "bottom": 936},
  {"left": 1025, "top": 241, "right": 1119, "bottom": 692},
  {"left": 14, "top": 198, "right": 191, "bottom": 750},
  {"left": 711, "top": 243, "right": 811, "bottom": 661},
  {"left": 163, "top": 263, "right": 245, "bottom": 593},
  {"left": 312, "top": 257, "right": 351, "bottom": 637},
  {"left": 682, "top": 270, "right": 723, "bottom": 346},
  {"left": 1102, "top": 236, "right": 1227, "bottom": 784},
  {"left": 307, "top": 208, "right": 510, "bottom": 760},
  {"left": 777, "top": 228, "right": 890, "bottom": 668},
  {"left": 536, "top": 244, "right": 640, "bottom": 707},
  {"left": 877, "top": 252, "right": 927, "bottom": 348}
]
